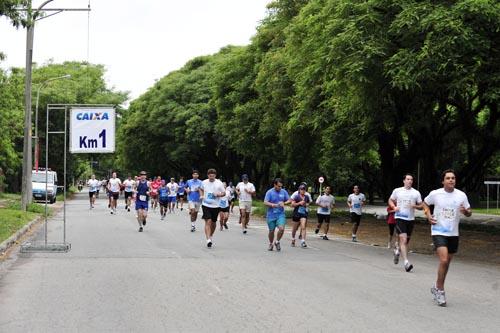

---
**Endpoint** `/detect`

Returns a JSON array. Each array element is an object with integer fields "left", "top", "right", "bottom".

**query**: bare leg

[{"left": 436, "top": 247, "right": 453, "bottom": 290}]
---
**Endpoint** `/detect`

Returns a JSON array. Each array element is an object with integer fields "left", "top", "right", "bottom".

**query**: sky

[{"left": 0, "top": 0, "right": 272, "bottom": 102}]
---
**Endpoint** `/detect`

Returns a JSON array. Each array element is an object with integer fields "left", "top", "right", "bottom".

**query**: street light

[{"left": 33, "top": 74, "right": 71, "bottom": 171}]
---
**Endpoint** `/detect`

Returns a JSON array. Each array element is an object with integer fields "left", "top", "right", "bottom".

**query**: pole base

[{"left": 20, "top": 242, "right": 71, "bottom": 253}]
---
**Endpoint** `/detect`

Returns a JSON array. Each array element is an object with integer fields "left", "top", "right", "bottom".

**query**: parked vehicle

[{"left": 32, "top": 169, "right": 58, "bottom": 204}]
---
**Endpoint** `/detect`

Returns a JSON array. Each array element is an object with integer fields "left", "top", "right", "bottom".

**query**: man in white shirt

[
  {"left": 107, "top": 172, "right": 122, "bottom": 214},
  {"left": 87, "top": 174, "right": 99, "bottom": 209},
  {"left": 423, "top": 169, "right": 471, "bottom": 307},
  {"left": 347, "top": 185, "right": 366, "bottom": 242},
  {"left": 388, "top": 174, "right": 423, "bottom": 272},
  {"left": 200, "top": 169, "right": 225, "bottom": 248},
  {"left": 315, "top": 186, "right": 335, "bottom": 240},
  {"left": 235, "top": 174, "right": 256, "bottom": 234},
  {"left": 166, "top": 177, "right": 179, "bottom": 213},
  {"left": 123, "top": 175, "right": 135, "bottom": 212}
]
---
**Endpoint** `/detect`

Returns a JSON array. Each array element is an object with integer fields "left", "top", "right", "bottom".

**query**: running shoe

[
  {"left": 433, "top": 288, "right": 447, "bottom": 307},
  {"left": 387, "top": 241, "right": 391, "bottom": 249},
  {"left": 291, "top": 239, "right": 296, "bottom": 247},
  {"left": 315, "top": 228, "right": 320, "bottom": 234},
  {"left": 139, "top": 226, "right": 143, "bottom": 232},
  {"left": 143, "top": 219, "right": 146, "bottom": 226},
  {"left": 224, "top": 223, "right": 228, "bottom": 230},
  {"left": 275, "top": 241, "right": 281, "bottom": 252},
  {"left": 352, "top": 236, "right": 357, "bottom": 242},
  {"left": 431, "top": 285, "right": 438, "bottom": 301},
  {"left": 243, "top": 230, "right": 247, "bottom": 234},
  {"left": 268, "top": 243, "right": 273, "bottom": 251},
  {"left": 301, "top": 241, "right": 307, "bottom": 248},
  {"left": 161, "top": 216, "right": 164, "bottom": 221},
  {"left": 127, "top": 208, "right": 130, "bottom": 212},
  {"left": 207, "top": 240, "right": 212, "bottom": 248},
  {"left": 110, "top": 210, "right": 113, "bottom": 215},
  {"left": 405, "top": 262, "right": 414, "bottom": 272},
  {"left": 393, "top": 249, "right": 400, "bottom": 264},
  {"left": 125, "top": 205, "right": 128, "bottom": 210},
  {"left": 191, "top": 226, "right": 196, "bottom": 232},
  {"left": 322, "top": 235, "right": 329, "bottom": 240}
]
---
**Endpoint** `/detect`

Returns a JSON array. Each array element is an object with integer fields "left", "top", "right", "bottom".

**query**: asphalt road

[{"left": 1, "top": 193, "right": 499, "bottom": 332}]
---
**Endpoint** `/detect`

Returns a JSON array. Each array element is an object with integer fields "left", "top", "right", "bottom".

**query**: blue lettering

[
  {"left": 79, "top": 136, "right": 88, "bottom": 148},
  {"left": 76, "top": 112, "right": 110, "bottom": 120}
]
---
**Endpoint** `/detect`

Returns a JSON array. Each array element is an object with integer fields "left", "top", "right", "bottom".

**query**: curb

[{"left": 0, "top": 215, "right": 43, "bottom": 256}]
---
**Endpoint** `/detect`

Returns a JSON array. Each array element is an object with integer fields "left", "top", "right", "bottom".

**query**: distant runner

[
  {"left": 199, "top": 169, "right": 225, "bottom": 248},
  {"left": 218, "top": 182, "right": 231, "bottom": 231},
  {"left": 87, "top": 174, "right": 99, "bottom": 209},
  {"left": 263, "top": 178, "right": 290, "bottom": 251},
  {"left": 186, "top": 170, "right": 203, "bottom": 232},
  {"left": 158, "top": 180, "right": 169, "bottom": 220},
  {"left": 236, "top": 174, "right": 256, "bottom": 234},
  {"left": 150, "top": 176, "right": 162, "bottom": 211},
  {"left": 291, "top": 184, "right": 311, "bottom": 248},
  {"left": 315, "top": 186, "right": 335, "bottom": 240},
  {"left": 424, "top": 169, "right": 471, "bottom": 307},
  {"left": 347, "top": 185, "right": 366, "bottom": 242},
  {"left": 123, "top": 175, "right": 135, "bottom": 212},
  {"left": 177, "top": 176, "right": 186, "bottom": 211},
  {"left": 135, "top": 171, "right": 151, "bottom": 232},
  {"left": 107, "top": 172, "right": 122, "bottom": 215},
  {"left": 167, "top": 177, "right": 178, "bottom": 213}
]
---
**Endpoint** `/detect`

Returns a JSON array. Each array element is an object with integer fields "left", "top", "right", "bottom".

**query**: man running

[
  {"left": 235, "top": 174, "right": 256, "bottom": 234},
  {"left": 87, "top": 174, "right": 99, "bottom": 209},
  {"left": 135, "top": 171, "right": 151, "bottom": 232},
  {"left": 291, "top": 184, "right": 311, "bottom": 248},
  {"left": 123, "top": 175, "right": 135, "bottom": 212},
  {"left": 264, "top": 178, "right": 290, "bottom": 251},
  {"left": 167, "top": 177, "right": 178, "bottom": 213},
  {"left": 96, "top": 178, "right": 102, "bottom": 198},
  {"left": 315, "top": 185, "right": 335, "bottom": 240},
  {"left": 158, "top": 179, "right": 169, "bottom": 220},
  {"left": 424, "top": 169, "right": 471, "bottom": 307},
  {"left": 177, "top": 176, "right": 186, "bottom": 211},
  {"left": 199, "top": 169, "right": 225, "bottom": 248},
  {"left": 347, "top": 185, "right": 366, "bottom": 242},
  {"left": 186, "top": 170, "right": 203, "bottom": 232},
  {"left": 218, "top": 182, "right": 231, "bottom": 231},
  {"left": 389, "top": 174, "right": 423, "bottom": 272},
  {"left": 107, "top": 172, "right": 122, "bottom": 214}
]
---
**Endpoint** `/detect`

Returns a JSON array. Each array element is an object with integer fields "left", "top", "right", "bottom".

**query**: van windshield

[{"left": 32, "top": 173, "right": 54, "bottom": 183}]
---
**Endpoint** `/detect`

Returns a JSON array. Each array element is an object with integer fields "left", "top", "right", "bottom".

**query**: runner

[
  {"left": 386, "top": 205, "right": 397, "bottom": 249},
  {"left": 388, "top": 174, "right": 423, "bottom": 272},
  {"left": 424, "top": 169, "right": 471, "bottom": 307},
  {"left": 123, "top": 175, "right": 135, "bottom": 212},
  {"left": 199, "top": 169, "right": 225, "bottom": 248},
  {"left": 291, "top": 183, "right": 312, "bottom": 240},
  {"left": 150, "top": 176, "right": 161, "bottom": 211},
  {"left": 167, "top": 177, "right": 178, "bottom": 213},
  {"left": 107, "top": 172, "right": 122, "bottom": 214},
  {"left": 158, "top": 180, "right": 169, "bottom": 220},
  {"left": 228, "top": 182, "right": 236, "bottom": 213},
  {"left": 235, "top": 174, "right": 256, "bottom": 234},
  {"left": 96, "top": 178, "right": 102, "bottom": 198},
  {"left": 264, "top": 178, "right": 290, "bottom": 251},
  {"left": 135, "top": 171, "right": 151, "bottom": 232},
  {"left": 186, "top": 170, "right": 203, "bottom": 232},
  {"left": 177, "top": 176, "right": 187, "bottom": 211},
  {"left": 290, "top": 184, "right": 311, "bottom": 248},
  {"left": 315, "top": 185, "right": 335, "bottom": 240},
  {"left": 347, "top": 185, "right": 366, "bottom": 242},
  {"left": 218, "top": 182, "right": 231, "bottom": 231},
  {"left": 87, "top": 174, "right": 99, "bottom": 209}
]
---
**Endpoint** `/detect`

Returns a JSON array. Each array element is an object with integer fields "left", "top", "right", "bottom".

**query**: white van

[{"left": 32, "top": 169, "right": 58, "bottom": 204}]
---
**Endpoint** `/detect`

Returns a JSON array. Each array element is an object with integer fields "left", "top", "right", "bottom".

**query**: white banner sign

[{"left": 70, "top": 107, "right": 115, "bottom": 153}]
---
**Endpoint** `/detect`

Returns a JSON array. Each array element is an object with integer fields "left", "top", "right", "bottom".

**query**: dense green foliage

[{"left": 118, "top": 0, "right": 500, "bottom": 199}]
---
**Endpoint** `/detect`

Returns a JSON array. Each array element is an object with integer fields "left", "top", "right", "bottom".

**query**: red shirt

[{"left": 387, "top": 207, "right": 396, "bottom": 224}]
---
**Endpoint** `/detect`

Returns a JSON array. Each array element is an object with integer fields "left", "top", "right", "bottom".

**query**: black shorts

[
  {"left": 88, "top": 191, "right": 95, "bottom": 198},
  {"left": 202, "top": 205, "right": 220, "bottom": 222},
  {"left": 177, "top": 193, "right": 185, "bottom": 200},
  {"left": 125, "top": 191, "right": 133, "bottom": 199},
  {"left": 220, "top": 206, "right": 230, "bottom": 213},
  {"left": 350, "top": 212, "right": 361, "bottom": 224},
  {"left": 395, "top": 219, "right": 415, "bottom": 237},
  {"left": 159, "top": 200, "right": 169, "bottom": 208},
  {"left": 317, "top": 213, "right": 331, "bottom": 224},
  {"left": 432, "top": 235, "right": 459, "bottom": 254},
  {"left": 292, "top": 213, "right": 308, "bottom": 222},
  {"left": 111, "top": 192, "right": 119, "bottom": 200}
]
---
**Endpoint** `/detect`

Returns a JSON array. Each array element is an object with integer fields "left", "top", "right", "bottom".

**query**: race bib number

[
  {"left": 220, "top": 200, "right": 227, "bottom": 207},
  {"left": 298, "top": 206, "right": 306, "bottom": 214},
  {"left": 353, "top": 203, "right": 361, "bottom": 209},
  {"left": 139, "top": 195, "right": 147, "bottom": 201},
  {"left": 442, "top": 208, "right": 456, "bottom": 220},
  {"left": 320, "top": 207, "right": 328, "bottom": 213}
]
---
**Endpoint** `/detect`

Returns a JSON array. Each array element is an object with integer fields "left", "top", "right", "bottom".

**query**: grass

[{"left": 472, "top": 208, "right": 500, "bottom": 216}]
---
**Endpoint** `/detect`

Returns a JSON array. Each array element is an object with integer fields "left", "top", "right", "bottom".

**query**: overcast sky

[{"left": 0, "top": 0, "right": 271, "bottom": 102}]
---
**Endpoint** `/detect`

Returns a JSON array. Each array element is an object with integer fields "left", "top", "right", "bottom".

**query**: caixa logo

[{"left": 76, "top": 112, "right": 109, "bottom": 120}]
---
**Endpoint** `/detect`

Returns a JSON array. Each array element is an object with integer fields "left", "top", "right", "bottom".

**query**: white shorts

[
  {"left": 239, "top": 201, "right": 252, "bottom": 213},
  {"left": 188, "top": 201, "right": 201, "bottom": 211}
]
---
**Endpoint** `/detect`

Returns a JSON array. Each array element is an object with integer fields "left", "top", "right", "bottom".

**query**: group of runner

[{"left": 86, "top": 168, "right": 470, "bottom": 307}]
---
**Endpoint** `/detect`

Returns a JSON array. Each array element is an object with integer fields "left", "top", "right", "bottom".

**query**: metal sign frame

[
  {"left": 484, "top": 180, "right": 500, "bottom": 213},
  {"left": 21, "top": 104, "right": 114, "bottom": 253}
]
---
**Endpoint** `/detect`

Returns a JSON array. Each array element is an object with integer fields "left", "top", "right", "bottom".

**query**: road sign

[
  {"left": 318, "top": 176, "right": 325, "bottom": 184},
  {"left": 70, "top": 107, "right": 115, "bottom": 153}
]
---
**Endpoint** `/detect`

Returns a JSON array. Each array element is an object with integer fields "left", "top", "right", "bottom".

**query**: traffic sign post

[{"left": 318, "top": 176, "right": 325, "bottom": 195}]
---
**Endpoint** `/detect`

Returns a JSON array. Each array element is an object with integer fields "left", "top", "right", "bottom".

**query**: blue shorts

[
  {"left": 168, "top": 196, "right": 176, "bottom": 203},
  {"left": 267, "top": 216, "right": 286, "bottom": 230},
  {"left": 135, "top": 201, "right": 149, "bottom": 211}
]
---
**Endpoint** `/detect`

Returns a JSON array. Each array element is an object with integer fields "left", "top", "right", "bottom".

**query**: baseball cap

[
  {"left": 241, "top": 174, "right": 249, "bottom": 180},
  {"left": 298, "top": 184, "right": 306, "bottom": 190}
]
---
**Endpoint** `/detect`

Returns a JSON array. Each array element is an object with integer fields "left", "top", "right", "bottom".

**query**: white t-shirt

[
  {"left": 167, "top": 182, "right": 178, "bottom": 197},
  {"left": 123, "top": 179, "right": 135, "bottom": 192},
  {"left": 87, "top": 179, "right": 99, "bottom": 192},
  {"left": 348, "top": 193, "right": 366, "bottom": 215},
  {"left": 316, "top": 194, "right": 335, "bottom": 215},
  {"left": 236, "top": 182, "right": 255, "bottom": 202},
  {"left": 389, "top": 187, "right": 422, "bottom": 221},
  {"left": 108, "top": 178, "right": 122, "bottom": 192},
  {"left": 219, "top": 188, "right": 232, "bottom": 209},
  {"left": 201, "top": 179, "right": 225, "bottom": 208},
  {"left": 424, "top": 188, "right": 470, "bottom": 237}
]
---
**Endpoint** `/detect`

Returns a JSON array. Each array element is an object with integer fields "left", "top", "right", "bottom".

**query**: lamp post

[{"left": 33, "top": 74, "right": 71, "bottom": 171}]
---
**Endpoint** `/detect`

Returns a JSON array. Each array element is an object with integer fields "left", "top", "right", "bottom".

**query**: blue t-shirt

[
  {"left": 187, "top": 179, "right": 202, "bottom": 202},
  {"left": 178, "top": 181, "right": 186, "bottom": 194},
  {"left": 264, "top": 188, "right": 289, "bottom": 220},
  {"left": 159, "top": 187, "right": 168, "bottom": 200}
]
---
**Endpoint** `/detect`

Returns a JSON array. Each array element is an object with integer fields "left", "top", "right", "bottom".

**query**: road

[{"left": 0, "top": 193, "right": 499, "bottom": 332}]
